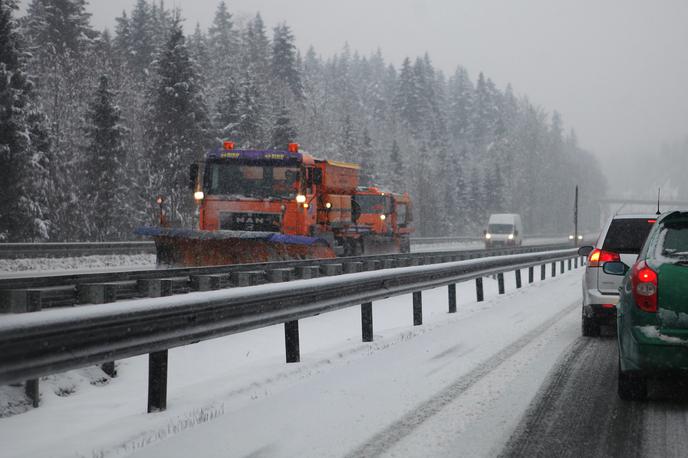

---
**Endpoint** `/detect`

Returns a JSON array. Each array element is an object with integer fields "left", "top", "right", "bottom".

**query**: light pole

[{"left": 574, "top": 185, "right": 579, "bottom": 246}]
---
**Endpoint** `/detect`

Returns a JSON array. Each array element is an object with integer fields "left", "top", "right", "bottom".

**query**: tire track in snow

[
  {"left": 345, "top": 300, "right": 580, "bottom": 457},
  {"left": 500, "top": 337, "right": 644, "bottom": 458}
]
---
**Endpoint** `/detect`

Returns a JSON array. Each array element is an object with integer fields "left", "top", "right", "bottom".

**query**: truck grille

[{"left": 219, "top": 212, "right": 282, "bottom": 232}]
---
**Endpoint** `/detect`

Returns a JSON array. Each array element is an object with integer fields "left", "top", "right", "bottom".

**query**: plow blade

[{"left": 135, "top": 227, "right": 335, "bottom": 267}]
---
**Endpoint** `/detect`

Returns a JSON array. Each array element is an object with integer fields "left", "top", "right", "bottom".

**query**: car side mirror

[
  {"left": 603, "top": 261, "right": 628, "bottom": 276},
  {"left": 483, "top": 229, "right": 487, "bottom": 235},
  {"left": 578, "top": 245, "right": 594, "bottom": 257}
]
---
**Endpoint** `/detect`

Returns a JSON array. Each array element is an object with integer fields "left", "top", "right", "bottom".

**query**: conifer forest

[{"left": 0, "top": 0, "right": 608, "bottom": 242}]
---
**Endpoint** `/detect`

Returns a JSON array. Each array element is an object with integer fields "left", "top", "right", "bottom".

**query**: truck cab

[{"left": 194, "top": 141, "right": 320, "bottom": 236}]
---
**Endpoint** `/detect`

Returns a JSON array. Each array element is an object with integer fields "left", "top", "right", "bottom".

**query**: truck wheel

[
  {"left": 618, "top": 359, "right": 647, "bottom": 401},
  {"left": 582, "top": 315, "right": 600, "bottom": 337}
]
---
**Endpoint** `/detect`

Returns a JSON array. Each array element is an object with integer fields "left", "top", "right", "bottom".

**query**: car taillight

[
  {"left": 631, "top": 260, "right": 658, "bottom": 313},
  {"left": 587, "top": 248, "right": 620, "bottom": 267}
]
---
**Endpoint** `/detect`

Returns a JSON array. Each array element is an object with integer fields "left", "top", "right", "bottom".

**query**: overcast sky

[{"left": 20, "top": 0, "right": 688, "bottom": 173}]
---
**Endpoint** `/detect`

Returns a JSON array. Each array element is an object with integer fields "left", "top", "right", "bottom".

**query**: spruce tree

[
  {"left": 271, "top": 23, "right": 303, "bottom": 100},
  {"left": 127, "top": 0, "right": 155, "bottom": 78},
  {"left": 24, "top": 0, "right": 96, "bottom": 56},
  {"left": 270, "top": 103, "right": 297, "bottom": 150},
  {"left": 83, "top": 75, "right": 129, "bottom": 240},
  {"left": 215, "top": 75, "right": 241, "bottom": 139},
  {"left": 0, "top": 0, "right": 51, "bottom": 241},
  {"left": 235, "top": 70, "right": 263, "bottom": 148},
  {"left": 146, "top": 14, "right": 210, "bottom": 225}
]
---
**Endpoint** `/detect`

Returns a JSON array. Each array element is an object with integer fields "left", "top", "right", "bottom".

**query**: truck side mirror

[
  {"left": 189, "top": 163, "right": 199, "bottom": 190},
  {"left": 312, "top": 168, "right": 323, "bottom": 185},
  {"left": 514, "top": 230, "right": 519, "bottom": 236}
]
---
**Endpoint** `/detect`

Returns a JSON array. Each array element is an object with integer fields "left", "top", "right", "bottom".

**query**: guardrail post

[
  {"left": 285, "top": 320, "right": 300, "bottom": 363},
  {"left": 568, "top": 258, "right": 572, "bottom": 271},
  {"left": 515, "top": 269, "right": 522, "bottom": 288},
  {"left": 361, "top": 302, "right": 373, "bottom": 342},
  {"left": 541, "top": 264, "right": 546, "bottom": 280},
  {"left": 497, "top": 273, "right": 505, "bottom": 294},
  {"left": 551, "top": 262, "right": 556, "bottom": 277},
  {"left": 448, "top": 284, "right": 457, "bottom": 313},
  {"left": 413, "top": 291, "right": 422, "bottom": 325},
  {"left": 560, "top": 260, "right": 565, "bottom": 274},
  {"left": 528, "top": 266, "right": 534, "bottom": 284},
  {"left": 147, "top": 350, "right": 168, "bottom": 412},
  {"left": 25, "top": 377, "right": 39, "bottom": 408},
  {"left": 574, "top": 257, "right": 578, "bottom": 268},
  {"left": 476, "top": 278, "right": 484, "bottom": 302}
]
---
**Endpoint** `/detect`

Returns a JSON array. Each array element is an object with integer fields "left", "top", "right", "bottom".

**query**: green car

[{"left": 607, "top": 211, "right": 688, "bottom": 400}]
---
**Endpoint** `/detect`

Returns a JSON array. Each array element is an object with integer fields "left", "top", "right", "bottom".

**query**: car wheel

[
  {"left": 618, "top": 359, "right": 647, "bottom": 401},
  {"left": 581, "top": 315, "right": 600, "bottom": 337}
]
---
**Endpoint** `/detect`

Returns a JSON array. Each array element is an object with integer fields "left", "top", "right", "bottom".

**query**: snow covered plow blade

[{"left": 135, "top": 227, "right": 335, "bottom": 267}]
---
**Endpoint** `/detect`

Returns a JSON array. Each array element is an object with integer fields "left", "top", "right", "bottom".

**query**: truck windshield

[
  {"left": 354, "top": 195, "right": 390, "bottom": 214},
  {"left": 488, "top": 224, "right": 513, "bottom": 234},
  {"left": 205, "top": 163, "right": 300, "bottom": 199}
]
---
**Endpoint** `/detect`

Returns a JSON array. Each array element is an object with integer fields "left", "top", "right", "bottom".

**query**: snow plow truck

[{"left": 137, "top": 141, "right": 413, "bottom": 266}]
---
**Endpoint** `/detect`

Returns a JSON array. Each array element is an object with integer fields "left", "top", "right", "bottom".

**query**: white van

[{"left": 484, "top": 213, "right": 523, "bottom": 248}]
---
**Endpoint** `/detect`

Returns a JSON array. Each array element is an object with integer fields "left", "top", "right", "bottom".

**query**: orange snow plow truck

[{"left": 137, "top": 142, "right": 413, "bottom": 266}]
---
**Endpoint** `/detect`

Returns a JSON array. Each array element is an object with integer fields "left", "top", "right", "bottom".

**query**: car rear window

[
  {"left": 602, "top": 219, "right": 655, "bottom": 254},
  {"left": 659, "top": 220, "right": 688, "bottom": 256}
]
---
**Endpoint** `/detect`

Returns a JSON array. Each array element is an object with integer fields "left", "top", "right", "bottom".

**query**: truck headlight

[
  {"left": 508, "top": 234, "right": 514, "bottom": 240},
  {"left": 380, "top": 214, "right": 386, "bottom": 221},
  {"left": 296, "top": 194, "right": 306, "bottom": 203},
  {"left": 193, "top": 191, "right": 204, "bottom": 200},
  {"left": 485, "top": 233, "right": 492, "bottom": 239}
]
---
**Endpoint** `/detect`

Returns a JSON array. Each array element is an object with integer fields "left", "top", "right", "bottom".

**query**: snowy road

[
  {"left": 128, "top": 272, "right": 583, "bottom": 458},
  {"left": 9, "top": 265, "right": 685, "bottom": 458},
  {"left": 502, "top": 334, "right": 688, "bottom": 458}
]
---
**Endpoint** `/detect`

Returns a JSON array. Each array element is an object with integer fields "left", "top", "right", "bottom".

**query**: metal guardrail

[
  {"left": 0, "top": 242, "right": 156, "bottom": 259},
  {"left": 0, "top": 242, "right": 576, "bottom": 312},
  {"left": 0, "top": 236, "right": 578, "bottom": 258},
  {"left": 410, "top": 236, "right": 482, "bottom": 244},
  {"left": 0, "top": 248, "right": 583, "bottom": 412}
]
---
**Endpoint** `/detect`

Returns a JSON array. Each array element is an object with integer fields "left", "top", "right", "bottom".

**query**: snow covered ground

[
  {"left": 0, "top": 265, "right": 584, "bottom": 458},
  {"left": 0, "top": 254, "right": 157, "bottom": 274}
]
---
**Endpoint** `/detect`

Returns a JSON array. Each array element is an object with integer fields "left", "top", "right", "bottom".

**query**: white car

[{"left": 578, "top": 214, "right": 657, "bottom": 336}]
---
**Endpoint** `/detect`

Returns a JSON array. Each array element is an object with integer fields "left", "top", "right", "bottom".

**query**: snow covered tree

[
  {"left": 215, "top": 75, "right": 241, "bottom": 139},
  {"left": 187, "top": 22, "right": 209, "bottom": 73},
  {"left": 24, "top": 0, "right": 96, "bottom": 56},
  {"left": 243, "top": 13, "right": 270, "bottom": 75},
  {"left": 206, "top": 1, "right": 237, "bottom": 88},
  {"left": 82, "top": 75, "right": 130, "bottom": 240},
  {"left": 146, "top": 14, "right": 210, "bottom": 226},
  {"left": 270, "top": 103, "right": 297, "bottom": 150},
  {"left": 235, "top": 70, "right": 264, "bottom": 148},
  {"left": 125, "top": 0, "right": 155, "bottom": 78},
  {"left": 271, "top": 23, "right": 303, "bottom": 100},
  {"left": 0, "top": 0, "right": 51, "bottom": 241}
]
